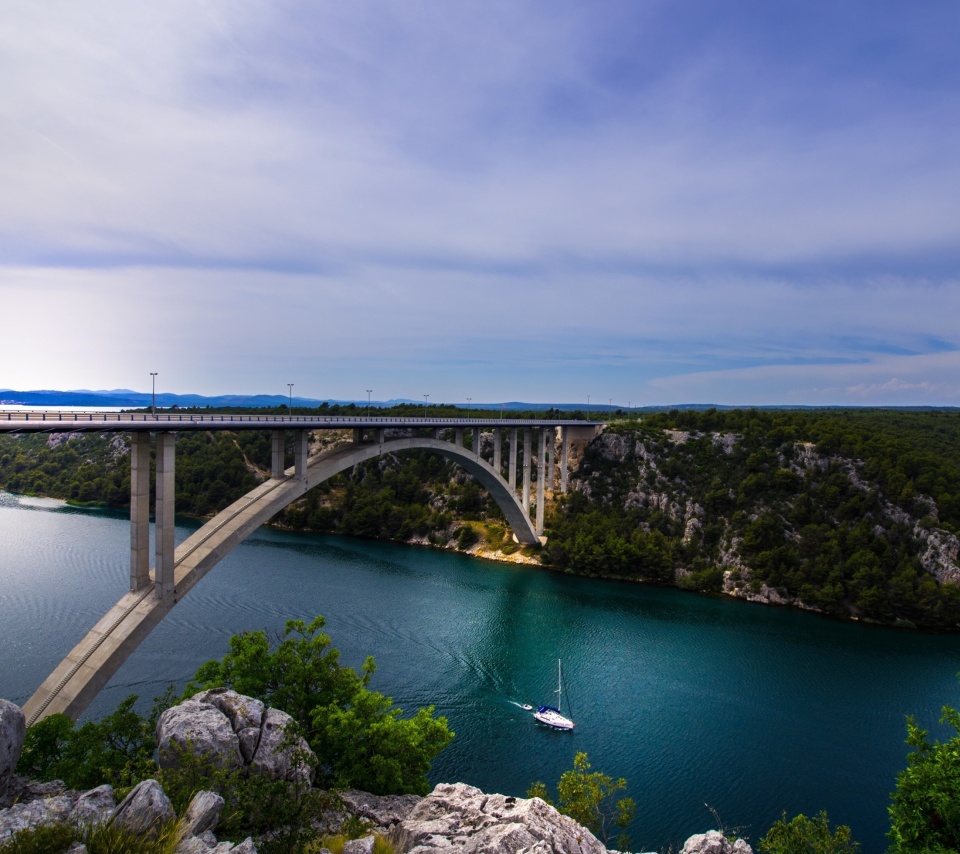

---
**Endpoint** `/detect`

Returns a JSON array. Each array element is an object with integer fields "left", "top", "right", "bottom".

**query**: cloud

[{"left": 1, "top": 1, "right": 959, "bottom": 403}]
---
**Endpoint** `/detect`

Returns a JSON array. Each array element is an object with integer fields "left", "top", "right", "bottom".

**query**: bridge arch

[{"left": 23, "top": 436, "right": 539, "bottom": 724}]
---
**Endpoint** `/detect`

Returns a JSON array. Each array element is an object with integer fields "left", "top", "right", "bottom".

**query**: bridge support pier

[
  {"left": 271, "top": 430, "right": 285, "bottom": 478},
  {"left": 561, "top": 427, "right": 570, "bottom": 494},
  {"left": 509, "top": 428, "right": 518, "bottom": 489},
  {"left": 522, "top": 428, "right": 532, "bottom": 513},
  {"left": 547, "top": 427, "right": 555, "bottom": 494},
  {"left": 473, "top": 428, "right": 480, "bottom": 459},
  {"left": 295, "top": 431, "right": 309, "bottom": 486},
  {"left": 155, "top": 432, "right": 176, "bottom": 604},
  {"left": 129, "top": 432, "right": 151, "bottom": 592},
  {"left": 536, "top": 428, "right": 546, "bottom": 535},
  {"left": 455, "top": 428, "right": 464, "bottom": 447},
  {"left": 493, "top": 429, "right": 501, "bottom": 475}
]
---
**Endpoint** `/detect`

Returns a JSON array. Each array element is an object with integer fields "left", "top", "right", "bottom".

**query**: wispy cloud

[{"left": 1, "top": 1, "right": 958, "bottom": 403}]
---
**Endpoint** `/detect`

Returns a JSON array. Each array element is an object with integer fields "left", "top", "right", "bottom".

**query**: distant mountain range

[
  {"left": 0, "top": 388, "right": 639, "bottom": 411},
  {"left": 2, "top": 389, "right": 954, "bottom": 412}
]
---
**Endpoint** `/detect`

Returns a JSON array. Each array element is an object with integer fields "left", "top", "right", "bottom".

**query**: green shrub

[
  {"left": 888, "top": 705, "right": 960, "bottom": 853},
  {"left": 758, "top": 811, "right": 859, "bottom": 853},
  {"left": 187, "top": 615, "right": 454, "bottom": 795},
  {"left": 528, "top": 751, "right": 635, "bottom": 850},
  {"left": 0, "top": 816, "right": 181, "bottom": 854}
]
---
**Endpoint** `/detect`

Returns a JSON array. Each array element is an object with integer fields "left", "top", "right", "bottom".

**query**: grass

[{"left": 0, "top": 817, "right": 183, "bottom": 854}]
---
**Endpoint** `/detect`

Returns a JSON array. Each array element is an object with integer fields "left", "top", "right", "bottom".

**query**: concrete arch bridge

[{"left": 0, "top": 412, "right": 599, "bottom": 723}]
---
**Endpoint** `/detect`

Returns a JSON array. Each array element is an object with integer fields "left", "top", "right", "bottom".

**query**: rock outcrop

[
  {"left": 0, "top": 700, "right": 25, "bottom": 800},
  {"left": 157, "top": 689, "right": 313, "bottom": 785},
  {"left": 391, "top": 782, "right": 609, "bottom": 854},
  {"left": 682, "top": 829, "right": 753, "bottom": 853}
]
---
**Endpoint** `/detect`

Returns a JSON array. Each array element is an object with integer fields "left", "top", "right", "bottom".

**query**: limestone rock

[
  {"left": 157, "top": 699, "right": 243, "bottom": 771},
  {"left": 231, "top": 838, "right": 258, "bottom": 853},
  {"left": 193, "top": 689, "right": 265, "bottom": 733},
  {"left": 340, "top": 789, "right": 422, "bottom": 829},
  {"left": 112, "top": 779, "right": 175, "bottom": 836},
  {"left": 250, "top": 707, "right": 312, "bottom": 784},
  {"left": 0, "top": 794, "right": 76, "bottom": 842},
  {"left": 0, "top": 701, "right": 25, "bottom": 790},
  {"left": 392, "top": 782, "right": 608, "bottom": 854},
  {"left": 181, "top": 790, "right": 224, "bottom": 838},
  {"left": 69, "top": 784, "right": 116, "bottom": 826},
  {"left": 343, "top": 836, "right": 376, "bottom": 854},
  {"left": 238, "top": 726, "right": 261, "bottom": 763},
  {"left": 682, "top": 830, "right": 753, "bottom": 854}
]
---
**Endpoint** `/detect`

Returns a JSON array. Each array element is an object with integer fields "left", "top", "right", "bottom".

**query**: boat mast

[{"left": 556, "top": 659, "right": 562, "bottom": 712}]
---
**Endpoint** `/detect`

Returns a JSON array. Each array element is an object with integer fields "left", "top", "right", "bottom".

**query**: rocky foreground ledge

[{"left": 0, "top": 696, "right": 752, "bottom": 854}]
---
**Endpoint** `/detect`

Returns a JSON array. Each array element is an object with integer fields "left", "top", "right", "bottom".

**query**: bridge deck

[{"left": 0, "top": 411, "right": 589, "bottom": 434}]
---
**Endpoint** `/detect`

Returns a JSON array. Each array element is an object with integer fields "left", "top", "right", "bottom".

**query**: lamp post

[
  {"left": 150, "top": 372, "right": 157, "bottom": 416},
  {"left": 423, "top": 394, "right": 429, "bottom": 419},
  {"left": 366, "top": 389, "right": 372, "bottom": 418},
  {"left": 466, "top": 397, "right": 471, "bottom": 412},
  {"left": 287, "top": 383, "right": 293, "bottom": 413}
]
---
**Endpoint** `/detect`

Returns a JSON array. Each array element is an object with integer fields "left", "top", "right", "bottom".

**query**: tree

[
  {"left": 188, "top": 615, "right": 454, "bottom": 795},
  {"left": 888, "top": 705, "right": 960, "bottom": 853},
  {"left": 528, "top": 752, "right": 635, "bottom": 849},
  {"left": 16, "top": 695, "right": 157, "bottom": 790},
  {"left": 758, "top": 811, "right": 859, "bottom": 853}
]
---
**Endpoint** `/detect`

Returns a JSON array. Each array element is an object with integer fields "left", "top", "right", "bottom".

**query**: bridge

[{"left": 1, "top": 411, "right": 599, "bottom": 723}]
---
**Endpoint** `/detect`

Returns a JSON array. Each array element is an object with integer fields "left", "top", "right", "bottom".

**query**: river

[{"left": 1, "top": 490, "right": 958, "bottom": 851}]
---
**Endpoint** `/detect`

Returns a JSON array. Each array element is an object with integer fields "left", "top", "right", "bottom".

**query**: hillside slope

[{"left": 544, "top": 410, "right": 960, "bottom": 629}]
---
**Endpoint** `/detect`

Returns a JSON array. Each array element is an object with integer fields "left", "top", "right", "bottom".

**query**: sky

[{"left": 2, "top": 1, "right": 960, "bottom": 407}]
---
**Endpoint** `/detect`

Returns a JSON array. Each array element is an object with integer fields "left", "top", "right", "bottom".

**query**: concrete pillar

[
  {"left": 377, "top": 428, "right": 385, "bottom": 445},
  {"left": 509, "top": 428, "right": 518, "bottom": 489},
  {"left": 430, "top": 428, "right": 439, "bottom": 439},
  {"left": 154, "top": 432, "right": 175, "bottom": 604},
  {"left": 353, "top": 427, "right": 363, "bottom": 444},
  {"left": 473, "top": 427, "right": 481, "bottom": 459},
  {"left": 455, "top": 428, "right": 464, "bottom": 446},
  {"left": 129, "top": 432, "right": 150, "bottom": 592},
  {"left": 271, "top": 430, "right": 285, "bottom": 478},
  {"left": 295, "top": 430, "right": 309, "bottom": 486},
  {"left": 547, "top": 427, "right": 555, "bottom": 494},
  {"left": 561, "top": 427, "right": 570, "bottom": 494},
  {"left": 493, "top": 428, "right": 501, "bottom": 475},
  {"left": 536, "top": 428, "right": 546, "bottom": 535},
  {"left": 522, "top": 427, "right": 532, "bottom": 513}
]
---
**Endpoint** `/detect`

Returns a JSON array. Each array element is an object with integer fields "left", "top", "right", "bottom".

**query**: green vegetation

[
  {"left": 528, "top": 751, "right": 636, "bottom": 850},
  {"left": 758, "top": 811, "right": 860, "bottom": 853},
  {"left": 887, "top": 703, "right": 960, "bottom": 853},
  {"left": 185, "top": 615, "right": 454, "bottom": 796},
  {"left": 0, "top": 818, "right": 182, "bottom": 854},
  {"left": 16, "top": 694, "right": 162, "bottom": 790},
  {"left": 544, "top": 409, "right": 960, "bottom": 629},
  {"left": 16, "top": 617, "right": 451, "bottom": 852}
]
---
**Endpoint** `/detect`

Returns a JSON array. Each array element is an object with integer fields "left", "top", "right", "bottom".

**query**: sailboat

[{"left": 534, "top": 658, "right": 575, "bottom": 730}]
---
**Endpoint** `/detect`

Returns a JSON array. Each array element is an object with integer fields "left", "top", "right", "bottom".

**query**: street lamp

[
  {"left": 423, "top": 394, "right": 429, "bottom": 419},
  {"left": 366, "top": 389, "right": 372, "bottom": 418},
  {"left": 150, "top": 372, "right": 158, "bottom": 416},
  {"left": 287, "top": 383, "right": 294, "bottom": 413},
  {"left": 466, "top": 397, "right": 471, "bottom": 412}
]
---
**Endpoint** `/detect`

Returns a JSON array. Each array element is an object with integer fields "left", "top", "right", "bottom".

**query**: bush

[
  {"left": 888, "top": 705, "right": 960, "bottom": 853},
  {"left": 187, "top": 615, "right": 454, "bottom": 795},
  {"left": 528, "top": 751, "right": 635, "bottom": 850},
  {"left": 758, "top": 811, "right": 859, "bottom": 853}
]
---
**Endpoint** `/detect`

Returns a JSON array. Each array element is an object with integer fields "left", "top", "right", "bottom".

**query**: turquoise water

[{"left": 1, "top": 491, "right": 959, "bottom": 851}]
